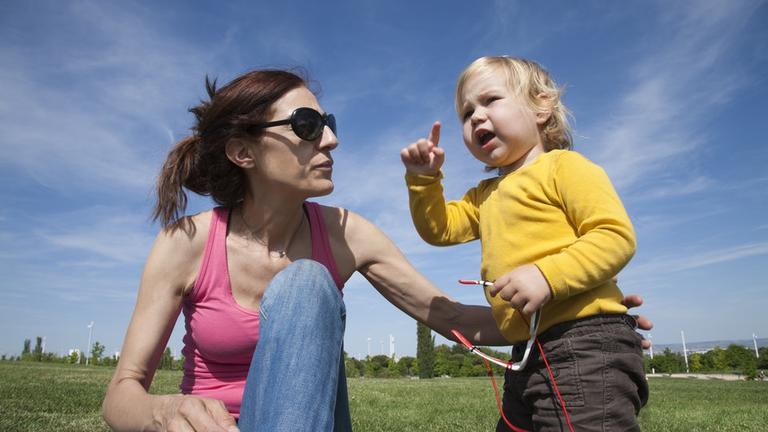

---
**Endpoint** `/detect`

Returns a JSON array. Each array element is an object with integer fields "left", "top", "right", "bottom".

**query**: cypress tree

[{"left": 416, "top": 322, "right": 435, "bottom": 378}]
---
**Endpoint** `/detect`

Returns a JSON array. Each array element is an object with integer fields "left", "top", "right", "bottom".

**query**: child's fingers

[
  {"left": 400, "top": 147, "right": 412, "bottom": 164},
  {"left": 432, "top": 146, "right": 445, "bottom": 167},
  {"left": 427, "top": 121, "right": 441, "bottom": 147},
  {"left": 416, "top": 139, "right": 433, "bottom": 163},
  {"left": 487, "top": 282, "right": 502, "bottom": 297},
  {"left": 401, "top": 142, "right": 426, "bottom": 165}
]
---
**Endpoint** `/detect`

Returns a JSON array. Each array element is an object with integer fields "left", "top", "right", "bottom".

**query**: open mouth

[{"left": 477, "top": 131, "right": 495, "bottom": 146}]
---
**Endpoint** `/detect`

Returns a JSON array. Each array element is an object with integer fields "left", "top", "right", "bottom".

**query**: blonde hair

[{"left": 455, "top": 56, "right": 573, "bottom": 151}]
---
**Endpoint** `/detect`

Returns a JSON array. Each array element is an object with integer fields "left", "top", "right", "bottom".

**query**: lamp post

[
  {"left": 754, "top": 333, "right": 760, "bottom": 358},
  {"left": 681, "top": 330, "right": 689, "bottom": 373},
  {"left": 648, "top": 333, "right": 655, "bottom": 374},
  {"left": 86, "top": 321, "right": 94, "bottom": 366}
]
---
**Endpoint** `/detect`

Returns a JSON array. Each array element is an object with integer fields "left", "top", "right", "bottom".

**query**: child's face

[{"left": 458, "top": 69, "right": 547, "bottom": 172}]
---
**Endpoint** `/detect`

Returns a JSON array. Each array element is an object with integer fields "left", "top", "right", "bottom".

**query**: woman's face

[{"left": 248, "top": 86, "right": 338, "bottom": 198}]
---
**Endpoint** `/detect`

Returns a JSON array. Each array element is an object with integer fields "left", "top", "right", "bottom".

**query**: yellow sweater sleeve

[
  {"left": 534, "top": 152, "right": 636, "bottom": 300},
  {"left": 405, "top": 172, "right": 480, "bottom": 245}
]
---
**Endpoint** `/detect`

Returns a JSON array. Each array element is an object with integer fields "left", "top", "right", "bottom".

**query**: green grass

[{"left": 1, "top": 362, "right": 767, "bottom": 431}]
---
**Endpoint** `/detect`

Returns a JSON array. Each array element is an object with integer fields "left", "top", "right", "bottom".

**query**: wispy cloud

[
  {"left": 630, "top": 176, "right": 715, "bottom": 201},
  {"left": 633, "top": 207, "right": 727, "bottom": 234},
  {"left": 37, "top": 222, "right": 154, "bottom": 265},
  {"left": 0, "top": 2, "right": 218, "bottom": 192},
  {"left": 587, "top": 0, "right": 761, "bottom": 194},
  {"left": 625, "top": 241, "right": 768, "bottom": 278}
]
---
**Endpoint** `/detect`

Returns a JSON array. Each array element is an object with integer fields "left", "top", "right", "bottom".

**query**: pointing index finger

[{"left": 428, "top": 121, "right": 441, "bottom": 147}]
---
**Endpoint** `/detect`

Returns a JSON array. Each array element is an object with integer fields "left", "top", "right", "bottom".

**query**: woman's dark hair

[{"left": 152, "top": 69, "right": 307, "bottom": 230}]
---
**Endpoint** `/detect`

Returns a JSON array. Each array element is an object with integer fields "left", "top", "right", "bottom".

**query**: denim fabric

[
  {"left": 238, "top": 260, "right": 351, "bottom": 432},
  {"left": 497, "top": 314, "right": 648, "bottom": 432}
]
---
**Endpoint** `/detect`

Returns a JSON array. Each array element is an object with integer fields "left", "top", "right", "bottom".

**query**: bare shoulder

[
  {"left": 316, "top": 204, "right": 378, "bottom": 240},
  {"left": 315, "top": 204, "right": 387, "bottom": 276},
  {"left": 146, "top": 210, "right": 214, "bottom": 294},
  {"left": 156, "top": 210, "right": 212, "bottom": 253}
]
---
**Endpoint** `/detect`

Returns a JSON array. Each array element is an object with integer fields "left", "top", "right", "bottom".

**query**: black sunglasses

[{"left": 249, "top": 107, "right": 337, "bottom": 141}]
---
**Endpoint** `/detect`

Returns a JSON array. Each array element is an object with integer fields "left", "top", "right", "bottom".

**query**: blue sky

[{"left": 1, "top": 0, "right": 766, "bottom": 360}]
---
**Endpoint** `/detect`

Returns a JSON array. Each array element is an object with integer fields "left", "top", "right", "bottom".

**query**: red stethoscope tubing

[{"left": 454, "top": 279, "right": 575, "bottom": 432}]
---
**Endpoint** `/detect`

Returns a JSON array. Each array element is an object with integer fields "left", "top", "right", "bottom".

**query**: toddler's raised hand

[
  {"left": 400, "top": 121, "right": 445, "bottom": 176},
  {"left": 488, "top": 264, "right": 553, "bottom": 317}
]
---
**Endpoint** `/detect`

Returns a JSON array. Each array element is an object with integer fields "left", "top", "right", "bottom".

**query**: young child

[{"left": 400, "top": 56, "right": 648, "bottom": 431}]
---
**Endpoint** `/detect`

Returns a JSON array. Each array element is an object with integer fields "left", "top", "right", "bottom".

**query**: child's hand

[
  {"left": 488, "top": 264, "right": 552, "bottom": 316},
  {"left": 400, "top": 121, "right": 445, "bottom": 176}
]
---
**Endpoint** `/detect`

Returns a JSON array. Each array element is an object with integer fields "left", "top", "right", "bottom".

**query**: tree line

[
  {"left": 646, "top": 345, "right": 768, "bottom": 379},
  {"left": 2, "top": 337, "right": 182, "bottom": 370},
  {"left": 5, "top": 333, "right": 767, "bottom": 380}
]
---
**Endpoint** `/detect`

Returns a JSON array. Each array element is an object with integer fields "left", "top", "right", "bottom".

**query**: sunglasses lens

[
  {"left": 327, "top": 114, "right": 336, "bottom": 136},
  {"left": 292, "top": 108, "right": 323, "bottom": 141}
]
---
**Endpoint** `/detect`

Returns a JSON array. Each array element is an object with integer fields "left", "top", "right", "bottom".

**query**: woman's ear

[
  {"left": 534, "top": 92, "right": 553, "bottom": 125},
  {"left": 225, "top": 139, "right": 256, "bottom": 168}
]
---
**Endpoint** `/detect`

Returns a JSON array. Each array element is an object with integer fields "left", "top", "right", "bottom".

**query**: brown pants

[{"left": 497, "top": 314, "right": 649, "bottom": 432}]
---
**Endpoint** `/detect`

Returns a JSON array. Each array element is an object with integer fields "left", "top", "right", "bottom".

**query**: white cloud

[
  {"left": 631, "top": 176, "right": 715, "bottom": 201},
  {"left": 624, "top": 241, "right": 768, "bottom": 278},
  {"left": 0, "top": 2, "right": 217, "bottom": 192},
  {"left": 586, "top": 1, "right": 760, "bottom": 194}
]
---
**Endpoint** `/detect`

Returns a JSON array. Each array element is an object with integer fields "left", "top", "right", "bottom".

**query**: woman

[{"left": 102, "top": 69, "right": 650, "bottom": 432}]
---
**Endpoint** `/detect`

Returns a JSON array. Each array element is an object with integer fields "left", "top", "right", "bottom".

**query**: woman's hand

[
  {"left": 156, "top": 395, "right": 239, "bottom": 432},
  {"left": 621, "top": 294, "right": 653, "bottom": 349},
  {"left": 400, "top": 121, "right": 445, "bottom": 176}
]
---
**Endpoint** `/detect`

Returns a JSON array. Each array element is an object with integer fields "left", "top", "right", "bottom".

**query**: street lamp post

[
  {"left": 86, "top": 321, "right": 94, "bottom": 366},
  {"left": 648, "top": 333, "right": 655, "bottom": 374},
  {"left": 754, "top": 333, "right": 760, "bottom": 358}
]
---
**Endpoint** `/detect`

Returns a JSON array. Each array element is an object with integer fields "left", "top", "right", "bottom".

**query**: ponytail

[{"left": 152, "top": 135, "right": 202, "bottom": 230}]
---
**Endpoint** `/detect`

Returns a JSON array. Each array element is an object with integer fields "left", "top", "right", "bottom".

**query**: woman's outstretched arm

[{"left": 339, "top": 209, "right": 507, "bottom": 345}]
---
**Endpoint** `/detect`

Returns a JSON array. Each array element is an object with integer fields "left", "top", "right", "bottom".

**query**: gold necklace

[{"left": 239, "top": 207, "right": 304, "bottom": 259}]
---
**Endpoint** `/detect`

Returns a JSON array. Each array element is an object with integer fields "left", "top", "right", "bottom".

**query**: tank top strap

[
  {"left": 190, "top": 206, "right": 231, "bottom": 301},
  {"left": 304, "top": 201, "right": 344, "bottom": 290}
]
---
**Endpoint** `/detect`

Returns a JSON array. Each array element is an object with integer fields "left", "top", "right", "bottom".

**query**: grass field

[{"left": 1, "top": 362, "right": 766, "bottom": 431}]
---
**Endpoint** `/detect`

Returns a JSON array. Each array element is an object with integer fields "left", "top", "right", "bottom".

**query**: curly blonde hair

[{"left": 455, "top": 56, "right": 573, "bottom": 151}]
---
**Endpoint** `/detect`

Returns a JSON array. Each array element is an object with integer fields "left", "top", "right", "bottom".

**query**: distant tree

[
  {"left": 69, "top": 351, "right": 80, "bottom": 364},
  {"left": 90, "top": 341, "right": 105, "bottom": 365},
  {"left": 395, "top": 356, "right": 416, "bottom": 377},
  {"left": 459, "top": 355, "right": 486, "bottom": 377},
  {"left": 345, "top": 358, "right": 360, "bottom": 378},
  {"left": 1, "top": 354, "right": 6, "bottom": 361},
  {"left": 23, "top": 339, "right": 31, "bottom": 354},
  {"left": 159, "top": 347, "right": 174, "bottom": 370},
  {"left": 33, "top": 337, "right": 43, "bottom": 361},
  {"left": 174, "top": 354, "right": 185, "bottom": 370},
  {"left": 709, "top": 347, "right": 729, "bottom": 372},
  {"left": 346, "top": 357, "right": 364, "bottom": 378},
  {"left": 689, "top": 353, "right": 703, "bottom": 372},
  {"left": 758, "top": 347, "right": 768, "bottom": 369},
  {"left": 649, "top": 348, "right": 685, "bottom": 373},
  {"left": 363, "top": 355, "right": 391, "bottom": 377},
  {"left": 416, "top": 322, "right": 435, "bottom": 379},
  {"left": 434, "top": 345, "right": 461, "bottom": 377}
]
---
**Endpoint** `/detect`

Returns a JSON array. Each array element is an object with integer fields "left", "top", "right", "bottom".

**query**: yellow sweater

[{"left": 406, "top": 150, "right": 636, "bottom": 343}]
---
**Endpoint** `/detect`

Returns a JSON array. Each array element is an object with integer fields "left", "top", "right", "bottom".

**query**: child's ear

[
  {"left": 225, "top": 139, "right": 256, "bottom": 169},
  {"left": 534, "top": 92, "right": 553, "bottom": 125}
]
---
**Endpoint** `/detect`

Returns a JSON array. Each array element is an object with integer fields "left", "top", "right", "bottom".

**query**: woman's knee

[{"left": 261, "top": 259, "right": 342, "bottom": 316}]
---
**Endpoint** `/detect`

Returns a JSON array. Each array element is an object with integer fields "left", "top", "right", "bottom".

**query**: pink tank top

[{"left": 179, "top": 202, "right": 344, "bottom": 417}]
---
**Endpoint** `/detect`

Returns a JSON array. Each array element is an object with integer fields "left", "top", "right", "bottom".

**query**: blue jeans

[{"left": 239, "top": 260, "right": 352, "bottom": 431}]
